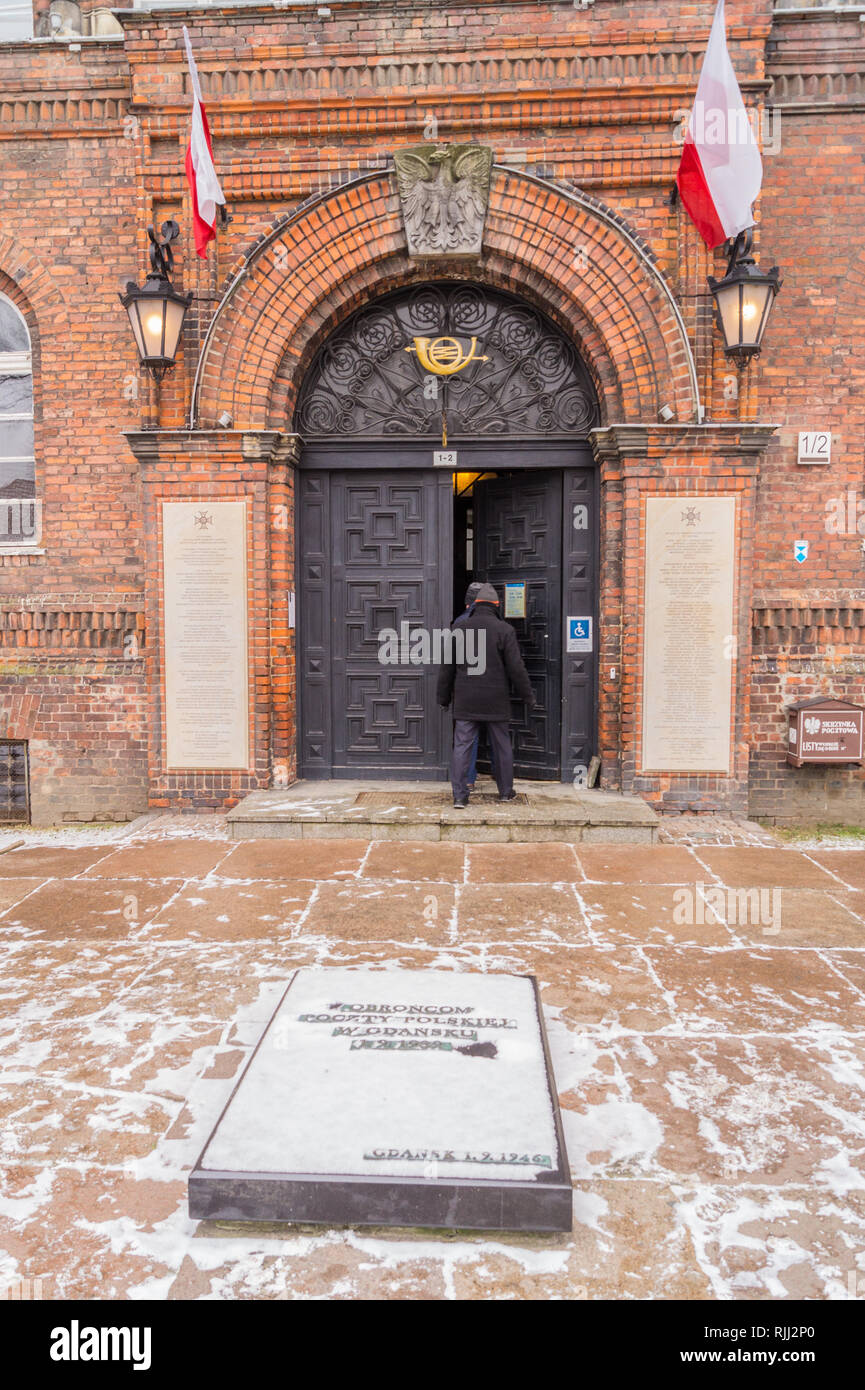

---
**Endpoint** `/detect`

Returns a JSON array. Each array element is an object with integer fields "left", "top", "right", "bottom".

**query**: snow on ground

[{"left": 0, "top": 818, "right": 863, "bottom": 1299}]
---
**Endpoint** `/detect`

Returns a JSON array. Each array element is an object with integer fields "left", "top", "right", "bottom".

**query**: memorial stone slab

[
  {"left": 162, "top": 499, "right": 249, "bottom": 770},
  {"left": 641, "top": 496, "right": 737, "bottom": 774},
  {"left": 189, "top": 967, "right": 572, "bottom": 1232}
]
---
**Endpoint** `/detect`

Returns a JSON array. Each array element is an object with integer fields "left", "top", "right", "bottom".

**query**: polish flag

[
  {"left": 183, "top": 26, "right": 225, "bottom": 259},
  {"left": 676, "top": 0, "right": 762, "bottom": 249}
]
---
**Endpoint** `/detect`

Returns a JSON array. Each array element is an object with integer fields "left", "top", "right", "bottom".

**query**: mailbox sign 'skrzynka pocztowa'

[{"left": 787, "top": 698, "right": 864, "bottom": 768}]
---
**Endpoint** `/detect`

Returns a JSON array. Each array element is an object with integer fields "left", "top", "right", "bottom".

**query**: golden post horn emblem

[{"left": 406, "top": 336, "right": 488, "bottom": 376}]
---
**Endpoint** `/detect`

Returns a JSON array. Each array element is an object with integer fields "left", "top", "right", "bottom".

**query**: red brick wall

[
  {"left": 0, "top": 603, "right": 147, "bottom": 820},
  {"left": 1, "top": 0, "right": 863, "bottom": 823},
  {"left": 752, "top": 4, "right": 865, "bottom": 821}
]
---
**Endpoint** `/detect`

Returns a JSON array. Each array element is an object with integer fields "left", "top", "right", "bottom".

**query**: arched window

[
  {"left": 295, "top": 283, "right": 599, "bottom": 441},
  {"left": 0, "top": 293, "right": 35, "bottom": 501}
]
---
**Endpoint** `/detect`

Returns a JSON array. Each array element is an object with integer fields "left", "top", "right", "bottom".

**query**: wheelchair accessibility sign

[{"left": 566, "top": 616, "right": 593, "bottom": 653}]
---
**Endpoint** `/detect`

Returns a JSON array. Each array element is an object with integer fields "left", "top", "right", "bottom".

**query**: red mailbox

[{"left": 786, "top": 697, "right": 864, "bottom": 767}]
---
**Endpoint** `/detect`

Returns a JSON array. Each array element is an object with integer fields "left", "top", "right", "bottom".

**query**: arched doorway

[{"left": 294, "top": 282, "right": 600, "bottom": 782}]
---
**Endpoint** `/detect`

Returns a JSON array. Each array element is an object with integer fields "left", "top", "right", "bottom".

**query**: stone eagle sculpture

[{"left": 394, "top": 144, "right": 493, "bottom": 258}]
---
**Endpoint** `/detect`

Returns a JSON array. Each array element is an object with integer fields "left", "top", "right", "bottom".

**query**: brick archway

[{"left": 192, "top": 167, "right": 699, "bottom": 430}]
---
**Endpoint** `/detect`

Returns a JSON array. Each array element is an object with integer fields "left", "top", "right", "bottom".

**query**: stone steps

[{"left": 226, "top": 780, "right": 659, "bottom": 843}]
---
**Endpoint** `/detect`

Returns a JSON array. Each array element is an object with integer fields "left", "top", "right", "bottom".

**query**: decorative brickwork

[{"left": 1, "top": 0, "right": 863, "bottom": 823}]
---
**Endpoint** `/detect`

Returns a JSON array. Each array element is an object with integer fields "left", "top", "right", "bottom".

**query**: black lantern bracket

[
  {"left": 147, "top": 219, "right": 179, "bottom": 279},
  {"left": 120, "top": 220, "right": 193, "bottom": 383},
  {"left": 707, "top": 228, "right": 782, "bottom": 366}
]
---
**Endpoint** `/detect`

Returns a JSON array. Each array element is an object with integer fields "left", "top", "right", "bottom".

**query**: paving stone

[
  {"left": 671, "top": 1186, "right": 865, "bottom": 1300},
  {"left": 0, "top": 1166, "right": 186, "bottom": 1300},
  {"left": 807, "top": 850, "right": 865, "bottom": 892},
  {"left": 300, "top": 880, "right": 455, "bottom": 944},
  {"left": 728, "top": 889, "right": 865, "bottom": 947},
  {"left": 693, "top": 847, "right": 840, "bottom": 890},
  {"left": 167, "top": 1236, "right": 449, "bottom": 1301},
  {"left": 218, "top": 839, "right": 366, "bottom": 881},
  {"left": 0, "top": 846, "right": 116, "bottom": 878},
  {"left": 0, "top": 878, "right": 175, "bottom": 940},
  {"left": 575, "top": 845, "right": 702, "bottom": 884},
  {"left": 825, "top": 952, "right": 865, "bottom": 1000},
  {"left": 362, "top": 842, "right": 466, "bottom": 882},
  {"left": 603, "top": 1034, "right": 865, "bottom": 1186},
  {"left": 0, "top": 878, "right": 48, "bottom": 913},
  {"left": 579, "top": 884, "right": 738, "bottom": 946},
  {"left": 141, "top": 882, "right": 314, "bottom": 942},
  {"left": 84, "top": 840, "right": 235, "bottom": 880},
  {"left": 0, "top": 1082, "right": 175, "bottom": 1166},
  {"left": 0, "top": 940, "right": 157, "bottom": 1022},
  {"left": 465, "top": 843, "right": 581, "bottom": 883},
  {"left": 123, "top": 943, "right": 319, "bottom": 1022},
  {"left": 484, "top": 943, "right": 678, "bottom": 1033},
  {"left": 646, "top": 946, "right": 865, "bottom": 1033},
  {"left": 456, "top": 882, "right": 587, "bottom": 944}
]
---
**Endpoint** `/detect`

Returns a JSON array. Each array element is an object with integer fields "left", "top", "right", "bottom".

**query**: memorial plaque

[
  {"left": 641, "top": 497, "right": 736, "bottom": 773},
  {"left": 162, "top": 500, "right": 249, "bottom": 769},
  {"left": 189, "top": 967, "right": 572, "bottom": 1232}
]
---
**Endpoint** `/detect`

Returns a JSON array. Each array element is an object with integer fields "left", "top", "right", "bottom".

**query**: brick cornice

[
  {"left": 769, "top": 2, "right": 865, "bottom": 109},
  {"left": 590, "top": 422, "right": 778, "bottom": 464},
  {"left": 0, "top": 603, "right": 144, "bottom": 651},
  {"left": 752, "top": 598, "right": 865, "bottom": 648},
  {"left": 124, "top": 429, "right": 300, "bottom": 468},
  {"left": 590, "top": 425, "right": 650, "bottom": 463}
]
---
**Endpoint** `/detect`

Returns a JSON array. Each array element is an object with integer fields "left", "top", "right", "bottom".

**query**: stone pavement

[{"left": 0, "top": 814, "right": 864, "bottom": 1301}]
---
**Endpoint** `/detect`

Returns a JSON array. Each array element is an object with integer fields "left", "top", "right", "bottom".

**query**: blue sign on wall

[{"left": 567, "top": 617, "right": 592, "bottom": 653}]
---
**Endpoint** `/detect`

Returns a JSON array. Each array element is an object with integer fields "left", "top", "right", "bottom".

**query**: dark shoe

[
  {"left": 453, "top": 797, "right": 469, "bottom": 809},
  {"left": 497, "top": 791, "right": 517, "bottom": 803},
  {"left": 466, "top": 781, "right": 475, "bottom": 790}
]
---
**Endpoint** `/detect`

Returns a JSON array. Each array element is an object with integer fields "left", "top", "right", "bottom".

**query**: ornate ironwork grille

[
  {"left": 0, "top": 740, "right": 29, "bottom": 823},
  {"left": 295, "top": 283, "right": 599, "bottom": 440}
]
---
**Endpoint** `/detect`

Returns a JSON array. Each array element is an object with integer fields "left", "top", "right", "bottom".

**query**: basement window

[{"left": 0, "top": 740, "right": 30, "bottom": 824}]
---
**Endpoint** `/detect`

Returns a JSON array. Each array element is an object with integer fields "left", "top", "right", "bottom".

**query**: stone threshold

[{"left": 226, "top": 779, "right": 659, "bottom": 843}]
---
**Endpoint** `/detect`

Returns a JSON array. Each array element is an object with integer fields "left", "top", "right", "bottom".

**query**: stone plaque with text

[
  {"left": 162, "top": 500, "right": 249, "bottom": 770},
  {"left": 189, "top": 967, "right": 572, "bottom": 1232},
  {"left": 641, "top": 496, "right": 736, "bottom": 774}
]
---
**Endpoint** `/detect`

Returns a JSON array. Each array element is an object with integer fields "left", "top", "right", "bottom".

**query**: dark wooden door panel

[
  {"left": 299, "top": 469, "right": 451, "bottom": 778},
  {"left": 561, "top": 468, "right": 598, "bottom": 781},
  {"left": 474, "top": 473, "right": 563, "bottom": 778}
]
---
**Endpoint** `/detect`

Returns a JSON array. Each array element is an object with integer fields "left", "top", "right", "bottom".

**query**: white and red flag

[
  {"left": 183, "top": 25, "right": 225, "bottom": 259},
  {"left": 676, "top": 0, "right": 762, "bottom": 249}
]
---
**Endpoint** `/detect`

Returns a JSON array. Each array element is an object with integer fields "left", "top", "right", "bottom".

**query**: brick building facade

[{"left": 0, "top": 0, "right": 863, "bottom": 825}]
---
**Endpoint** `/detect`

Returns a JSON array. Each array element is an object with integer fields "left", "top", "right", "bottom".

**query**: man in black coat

[
  {"left": 452, "top": 581, "right": 488, "bottom": 789},
  {"left": 437, "top": 583, "right": 535, "bottom": 807}
]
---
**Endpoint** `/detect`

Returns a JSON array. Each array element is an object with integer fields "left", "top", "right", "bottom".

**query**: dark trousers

[
  {"left": 452, "top": 720, "right": 513, "bottom": 801},
  {"left": 467, "top": 731, "right": 495, "bottom": 786}
]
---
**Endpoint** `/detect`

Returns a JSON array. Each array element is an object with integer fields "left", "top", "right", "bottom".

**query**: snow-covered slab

[{"left": 189, "top": 967, "right": 572, "bottom": 1232}]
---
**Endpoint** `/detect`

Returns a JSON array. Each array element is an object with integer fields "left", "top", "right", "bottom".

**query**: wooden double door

[{"left": 297, "top": 450, "right": 597, "bottom": 781}]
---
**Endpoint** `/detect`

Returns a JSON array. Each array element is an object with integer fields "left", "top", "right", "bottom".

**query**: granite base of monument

[{"left": 189, "top": 967, "right": 572, "bottom": 1233}]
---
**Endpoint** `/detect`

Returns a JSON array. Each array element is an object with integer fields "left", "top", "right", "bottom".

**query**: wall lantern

[
  {"left": 708, "top": 229, "right": 781, "bottom": 364},
  {"left": 120, "top": 221, "right": 192, "bottom": 381}
]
